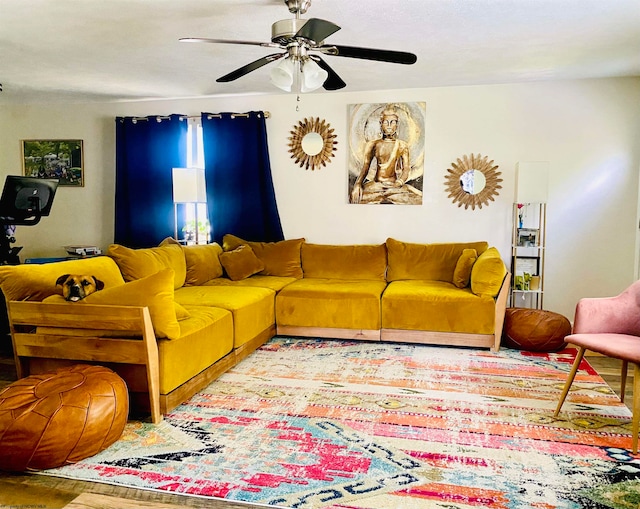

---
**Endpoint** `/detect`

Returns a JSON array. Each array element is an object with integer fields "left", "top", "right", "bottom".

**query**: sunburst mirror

[
  {"left": 287, "top": 117, "right": 337, "bottom": 171},
  {"left": 444, "top": 153, "right": 502, "bottom": 210}
]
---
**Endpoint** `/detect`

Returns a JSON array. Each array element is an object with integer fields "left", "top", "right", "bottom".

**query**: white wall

[{"left": 1, "top": 77, "right": 639, "bottom": 320}]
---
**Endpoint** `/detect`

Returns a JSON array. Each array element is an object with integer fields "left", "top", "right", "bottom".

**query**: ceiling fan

[{"left": 179, "top": 0, "right": 417, "bottom": 92}]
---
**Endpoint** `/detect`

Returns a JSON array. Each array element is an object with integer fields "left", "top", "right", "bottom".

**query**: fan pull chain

[{"left": 296, "top": 94, "right": 301, "bottom": 112}]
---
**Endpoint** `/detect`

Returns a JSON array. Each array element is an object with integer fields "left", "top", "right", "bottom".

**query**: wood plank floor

[{"left": 0, "top": 350, "right": 634, "bottom": 509}]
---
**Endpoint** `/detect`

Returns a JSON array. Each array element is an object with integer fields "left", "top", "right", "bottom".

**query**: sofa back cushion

[
  {"left": 0, "top": 256, "right": 125, "bottom": 302},
  {"left": 470, "top": 247, "right": 507, "bottom": 297},
  {"left": 107, "top": 243, "right": 186, "bottom": 290},
  {"left": 223, "top": 234, "right": 304, "bottom": 278},
  {"left": 386, "top": 238, "right": 489, "bottom": 282},
  {"left": 301, "top": 243, "right": 387, "bottom": 281},
  {"left": 160, "top": 237, "right": 224, "bottom": 286}
]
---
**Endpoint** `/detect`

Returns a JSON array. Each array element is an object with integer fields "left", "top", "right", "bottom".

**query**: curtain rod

[{"left": 124, "top": 111, "right": 270, "bottom": 123}]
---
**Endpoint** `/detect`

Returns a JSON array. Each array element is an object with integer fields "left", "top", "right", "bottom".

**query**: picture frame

[
  {"left": 517, "top": 228, "right": 539, "bottom": 247},
  {"left": 513, "top": 256, "right": 539, "bottom": 276},
  {"left": 347, "top": 102, "right": 425, "bottom": 205},
  {"left": 21, "top": 139, "right": 84, "bottom": 187}
]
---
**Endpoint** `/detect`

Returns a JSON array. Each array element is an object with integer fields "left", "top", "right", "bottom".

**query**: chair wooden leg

[
  {"left": 554, "top": 347, "right": 586, "bottom": 417},
  {"left": 621, "top": 360, "right": 628, "bottom": 403},
  {"left": 632, "top": 363, "right": 639, "bottom": 455}
]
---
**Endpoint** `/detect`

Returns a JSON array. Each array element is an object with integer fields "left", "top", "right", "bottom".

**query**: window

[{"left": 173, "top": 118, "right": 209, "bottom": 244}]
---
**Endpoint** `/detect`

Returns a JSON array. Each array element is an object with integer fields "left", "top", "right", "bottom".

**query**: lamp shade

[
  {"left": 270, "top": 58, "right": 295, "bottom": 92},
  {"left": 172, "top": 167, "right": 206, "bottom": 203},
  {"left": 516, "top": 162, "right": 549, "bottom": 203},
  {"left": 301, "top": 59, "right": 328, "bottom": 92}
]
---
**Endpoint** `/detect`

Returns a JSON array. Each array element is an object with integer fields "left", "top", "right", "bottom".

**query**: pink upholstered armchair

[{"left": 554, "top": 280, "right": 640, "bottom": 454}]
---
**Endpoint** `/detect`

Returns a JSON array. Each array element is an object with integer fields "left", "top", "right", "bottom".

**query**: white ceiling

[{"left": 1, "top": 0, "right": 639, "bottom": 103}]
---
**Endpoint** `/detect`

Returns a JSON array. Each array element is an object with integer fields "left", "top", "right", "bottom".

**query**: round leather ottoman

[
  {"left": 502, "top": 308, "right": 571, "bottom": 352},
  {"left": 0, "top": 364, "right": 128, "bottom": 471}
]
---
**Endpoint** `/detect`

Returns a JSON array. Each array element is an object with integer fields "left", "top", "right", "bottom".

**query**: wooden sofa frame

[{"left": 7, "top": 301, "right": 275, "bottom": 421}]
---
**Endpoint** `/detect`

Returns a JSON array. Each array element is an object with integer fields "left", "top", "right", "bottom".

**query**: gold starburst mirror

[
  {"left": 444, "top": 153, "right": 502, "bottom": 210},
  {"left": 287, "top": 117, "right": 337, "bottom": 171}
]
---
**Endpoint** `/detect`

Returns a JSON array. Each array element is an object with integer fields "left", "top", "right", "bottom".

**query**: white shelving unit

[{"left": 510, "top": 202, "right": 546, "bottom": 309}]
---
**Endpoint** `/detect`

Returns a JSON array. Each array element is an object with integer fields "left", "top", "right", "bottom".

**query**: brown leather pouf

[
  {"left": 0, "top": 364, "right": 128, "bottom": 471},
  {"left": 502, "top": 308, "right": 572, "bottom": 352}
]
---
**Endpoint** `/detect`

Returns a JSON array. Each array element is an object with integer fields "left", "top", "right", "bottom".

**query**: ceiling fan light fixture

[
  {"left": 300, "top": 58, "right": 328, "bottom": 92},
  {"left": 269, "top": 57, "right": 296, "bottom": 91}
]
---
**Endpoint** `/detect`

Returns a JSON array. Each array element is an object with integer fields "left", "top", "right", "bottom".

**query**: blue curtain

[
  {"left": 201, "top": 111, "right": 283, "bottom": 244},
  {"left": 114, "top": 114, "right": 187, "bottom": 248}
]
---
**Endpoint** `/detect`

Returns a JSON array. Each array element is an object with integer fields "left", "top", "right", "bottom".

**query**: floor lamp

[{"left": 172, "top": 167, "right": 207, "bottom": 244}]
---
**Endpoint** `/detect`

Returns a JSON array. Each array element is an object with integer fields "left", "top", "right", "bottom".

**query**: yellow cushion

[
  {"left": 301, "top": 243, "right": 387, "bottom": 281},
  {"left": 223, "top": 234, "right": 304, "bottom": 278},
  {"left": 175, "top": 285, "right": 275, "bottom": 348},
  {"left": 452, "top": 249, "right": 478, "bottom": 288},
  {"left": 48, "top": 268, "right": 182, "bottom": 340},
  {"left": 107, "top": 243, "right": 187, "bottom": 290},
  {"left": 382, "top": 280, "right": 496, "bottom": 334},
  {"left": 386, "top": 238, "right": 489, "bottom": 282},
  {"left": 470, "top": 247, "right": 507, "bottom": 297},
  {"left": 276, "top": 278, "right": 387, "bottom": 329},
  {"left": 158, "top": 305, "right": 234, "bottom": 394},
  {"left": 219, "top": 245, "right": 265, "bottom": 281},
  {"left": 0, "top": 256, "right": 125, "bottom": 302},
  {"left": 160, "top": 237, "right": 224, "bottom": 286}
]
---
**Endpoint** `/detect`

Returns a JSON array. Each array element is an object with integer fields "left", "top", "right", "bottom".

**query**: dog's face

[{"left": 56, "top": 274, "right": 105, "bottom": 302}]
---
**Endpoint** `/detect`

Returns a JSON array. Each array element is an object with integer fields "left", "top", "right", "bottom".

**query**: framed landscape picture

[{"left": 22, "top": 139, "right": 84, "bottom": 187}]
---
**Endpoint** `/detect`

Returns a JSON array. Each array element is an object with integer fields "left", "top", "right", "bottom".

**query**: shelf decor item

[{"left": 517, "top": 203, "right": 525, "bottom": 228}]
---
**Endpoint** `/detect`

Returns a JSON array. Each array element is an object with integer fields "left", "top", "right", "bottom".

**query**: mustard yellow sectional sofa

[{"left": 0, "top": 235, "right": 508, "bottom": 418}]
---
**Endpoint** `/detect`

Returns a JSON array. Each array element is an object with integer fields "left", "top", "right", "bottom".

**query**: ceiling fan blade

[
  {"left": 327, "top": 44, "right": 417, "bottom": 65},
  {"left": 295, "top": 18, "right": 340, "bottom": 43},
  {"left": 216, "top": 53, "right": 285, "bottom": 82},
  {"left": 179, "top": 37, "right": 279, "bottom": 49},
  {"left": 311, "top": 56, "right": 346, "bottom": 90}
]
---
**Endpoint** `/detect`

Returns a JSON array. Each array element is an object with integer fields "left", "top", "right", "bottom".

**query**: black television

[{"left": 0, "top": 176, "right": 59, "bottom": 224}]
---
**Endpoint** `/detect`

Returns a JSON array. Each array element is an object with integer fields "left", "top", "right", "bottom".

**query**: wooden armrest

[{"left": 7, "top": 301, "right": 162, "bottom": 423}]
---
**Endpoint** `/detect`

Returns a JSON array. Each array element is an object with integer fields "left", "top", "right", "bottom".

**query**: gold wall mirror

[
  {"left": 444, "top": 153, "right": 502, "bottom": 210},
  {"left": 287, "top": 117, "right": 337, "bottom": 171}
]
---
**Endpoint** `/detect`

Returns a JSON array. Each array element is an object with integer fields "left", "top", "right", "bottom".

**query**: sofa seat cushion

[
  {"left": 0, "top": 256, "right": 125, "bottom": 302},
  {"left": 386, "top": 238, "right": 489, "bottom": 282},
  {"left": 158, "top": 305, "right": 234, "bottom": 394},
  {"left": 203, "top": 275, "right": 297, "bottom": 292},
  {"left": 174, "top": 286, "right": 275, "bottom": 348},
  {"left": 276, "top": 279, "right": 387, "bottom": 330},
  {"left": 301, "top": 243, "right": 387, "bottom": 281},
  {"left": 382, "top": 280, "right": 496, "bottom": 334}
]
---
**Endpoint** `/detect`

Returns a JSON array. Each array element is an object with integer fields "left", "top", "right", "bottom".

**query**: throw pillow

[
  {"left": 46, "top": 268, "right": 184, "bottom": 340},
  {"left": 160, "top": 237, "right": 224, "bottom": 286},
  {"left": 107, "top": 243, "right": 186, "bottom": 290},
  {"left": 219, "top": 245, "right": 265, "bottom": 281},
  {"left": 223, "top": 234, "right": 304, "bottom": 278},
  {"left": 470, "top": 247, "right": 508, "bottom": 297},
  {"left": 452, "top": 249, "right": 478, "bottom": 288}
]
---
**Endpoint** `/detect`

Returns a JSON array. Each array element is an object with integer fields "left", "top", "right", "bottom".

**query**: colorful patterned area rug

[{"left": 42, "top": 338, "right": 640, "bottom": 508}]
